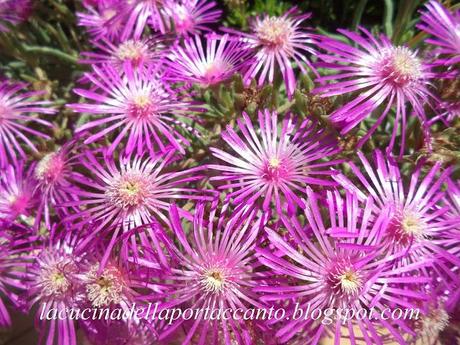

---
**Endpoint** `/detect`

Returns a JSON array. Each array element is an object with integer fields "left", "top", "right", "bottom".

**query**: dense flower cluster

[{"left": 0, "top": 0, "right": 459, "bottom": 344}]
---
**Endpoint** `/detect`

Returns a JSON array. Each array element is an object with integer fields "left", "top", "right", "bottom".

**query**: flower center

[
  {"left": 388, "top": 209, "right": 426, "bottom": 245},
  {"left": 106, "top": 171, "right": 151, "bottom": 210},
  {"left": 417, "top": 307, "right": 449, "bottom": 337},
  {"left": 116, "top": 40, "right": 148, "bottom": 64},
  {"left": 380, "top": 47, "right": 422, "bottom": 87},
  {"left": 86, "top": 267, "right": 124, "bottom": 307},
  {"left": 255, "top": 17, "right": 293, "bottom": 48},
  {"left": 200, "top": 267, "right": 227, "bottom": 294},
  {"left": 35, "top": 152, "right": 65, "bottom": 184},
  {"left": 326, "top": 260, "right": 363, "bottom": 300},
  {"left": 202, "top": 61, "right": 231, "bottom": 84},
  {"left": 39, "top": 265, "right": 72, "bottom": 297},
  {"left": 7, "top": 193, "right": 31, "bottom": 217},
  {"left": 262, "top": 156, "right": 288, "bottom": 182},
  {"left": 128, "top": 93, "right": 155, "bottom": 119}
]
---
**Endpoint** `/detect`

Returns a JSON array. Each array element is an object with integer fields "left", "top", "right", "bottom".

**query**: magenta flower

[
  {"left": 69, "top": 63, "right": 198, "bottom": 155},
  {"left": 25, "top": 232, "right": 82, "bottom": 345},
  {"left": 333, "top": 150, "right": 459, "bottom": 271},
  {"left": 0, "top": 223, "right": 35, "bottom": 327},
  {"left": 34, "top": 141, "right": 82, "bottom": 229},
  {"left": 77, "top": 0, "right": 127, "bottom": 41},
  {"left": 0, "top": 79, "right": 55, "bottom": 167},
  {"left": 144, "top": 202, "right": 269, "bottom": 344},
  {"left": 81, "top": 36, "right": 166, "bottom": 69},
  {"left": 210, "top": 109, "right": 342, "bottom": 213},
  {"left": 0, "top": 160, "right": 38, "bottom": 221},
  {"left": 166, "top": 33, "right": 252, "bottom": 87},
  {"left": 257, "top": 188, "right": 431, "bottom": 344},
  {"left": 120, "top": 0, "right": 169, "bottom": 39},
  {"left": 0, "top": 0, "right": 31, "bottom": 32},
  {"left": 418, "top": 0, "right": 460, "bottom": 66},
  {"left": 226, "top": 7, "right": 317, "bottom": 97},
  {"left": 164, "top": 0, "right": 222, "bottom": 37},
  {"left": 313, "top": 28, "right": 435, "bottom": 156},
  {"left": 63, "top": 149, "right": 211, "bottom": 259}
]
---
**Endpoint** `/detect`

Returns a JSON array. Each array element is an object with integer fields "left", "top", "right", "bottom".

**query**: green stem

[
  {"left": 21, "top": 45, "right": 78, "bottom": 65},
  {"left": 351, "top": 0, "right": 368, "bottom": 30},
  {"left": 383, "top": 0, "right": 394, "bottom": 37}
]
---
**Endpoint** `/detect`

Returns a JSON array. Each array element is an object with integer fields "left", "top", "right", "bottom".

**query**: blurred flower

[
  {"left": 0, "top": 79, "right": 55, "bottom": 168},
  {"left": 81, "top": 36, "right": 166, "bottom": 69},
  {"left": 144, "top": 202, "right": 269, "bottom": 344},
  {"left": 226, "top": 7, "right": 318, "bottom": 97},
  {"left": 120, "top": 0, "right": 169, "bottom": 39},
  {"left": 334, "top": 150, "right": 459, "bottom": 272},
  {"left": 0, "top": 160, "right": 38, "bottom": 221},
  {"left": 313, "top": 28, "right": 434, "bottom": 156},
  {"left": 418, "top": 0, "right": 460, "bottom": 66},
  {"left": 257, "top": 188, "right": 431, "bottom": 344},
  {"left": 164, "top": 0, "right": 221, "bottom": 37},
  {"left": 0, "top": 0, "right": 31, "bottom": 32},
  {"left": 166, "top": 33, "right": 252, "bottom": 87},
  {"left": 69, "top": 63, "right": 198, "bottom": 155},
  {"left": 210, "top": 109, "right": 342, "bottom": 213}
]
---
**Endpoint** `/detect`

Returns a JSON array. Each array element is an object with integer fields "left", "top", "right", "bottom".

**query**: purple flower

[
  {"left": 166, "top": 33, "right": 252, "bottom": 87},
  {"left": 0, "top": 79, "right": 55, "bottom": 167},
  {"left": 62, "top": 149, "right": 211, "bottom": 260},
  {"left": 210, "top": 109, "right": 342, "bottom": 213},
  {"left": 69, "top": 63, "right": 198, "bottom": 155},
  {"left": 77, "top": 0, "right": 127, "bottom": 41},
  {"left": 226, "top": 7, "right": 317, "bottom": 97},
  {"left": 0, "top": 0, "right": 31, "bottom": 32},
  {"left": 164, "top": 0, "right": 222, "bottom": 37},
  {"left": 0, "top": 160, "right": 38, "bottom": 221},
  {"left": 81, "top": 36, "right": 166, "bottom": 69},
  {"left": 313, "top": 28, "right": 435, "bottom": 156},
  {"left": 257, "top": 188, "right": 431, "bottom": 344},
  {"left": 333, "top": 150, "right": 460, "bottom": 271},
  {"left": 120, "top": 0, "right": 169, "bottom": 39},
  {"left": 34, "top": 141, "right": 82, "bottom": 229},
  {"left": 418, "top": 0, "right": 460, "bottom": 66},
  {"left": 144, "top": 202, "right": 269, "bottom": 344}
]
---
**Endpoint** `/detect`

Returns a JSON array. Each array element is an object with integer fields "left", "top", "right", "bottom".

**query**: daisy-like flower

[
  {"left": 418, "top": 0, "right": 460, "bottom": 66},
  {"left": 0, "top": 0, "right": 31, "bottom": 32},
  {"left": 63, "top": 149, "right": 211, "bottom": 261},
  {"left": 25, "top": 232, "right": 82, "bottom": 345},
  {"left": 77, "top": 0, "right": 127, "bottom": 41},
  {"left": 257, "top": 188, "right": 431, "bottom": 344},
  {"left": 313, "top": 28, "right": 434, "bottom": 156},
  {"left": 69, "top": 63, "right": 197, "bottom": 155},
  {"left": 81, "top": 36, "right": 166, "bottom": 69},
  {"left": 333, "top": 150, "right": 459, "bottom": 272},
  {"left": 166, "top": 33, "right": 252, "bottom": 87},
  {"left": 0, "top": 160, "right": 38, "bottom": 221},
  {"left": 0, "top": 223, "right": 35, "bottom": 327},
  {"left": 120, "top": 0, "right": 169, "bottom": 39},
  {"left": 0, "top": 79, "right": 55, "bottom": 167},
  {"left": 34, "top": 141, "right": 81, "bottom": 229},
  {"left": 164, "top": 0, "right": 221, "bottom": 37},
  {"left": 210, "top": 109, "right": 342, "bottom": 213},
  {"left": 143, "top": 202, "right": 269, "bottom": 344},
  {"left": 226, "top": 7, "right": 317, "bottom": 97}
]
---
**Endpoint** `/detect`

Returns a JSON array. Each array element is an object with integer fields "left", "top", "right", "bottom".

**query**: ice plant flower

[
  {"left": 333, "top": 150, "right": 459, "bottom": 272},
  {"left": 0, "top": 0, "right": 31, "bottom": 32},
  {"left": 210, "top": 109, "right": 342, "bottom": 213},
  {"left": 34, "top": 141, "right": 81, "bottom": 229},
  {"left": 313, "top": 28, "right": 434, "bottom": 156},
  {"left": 257, "top": 188, "right": 431, "bottom": 344},
  {"left": 418, "top": 0, "right": 460, "bottom": 65},
  {"left": 25, "top": 232, "right": 82, "bottom": 345},
  {"left": 167, "top": 33, "right": 252, "bottom": 87},
  {"left": 63, "top": 149, "right": 211, "bottom": 262},
  {"left": 120, "top": 0, "right": 169, "bottom": 39},
  {"left": 144, "top": 202, "right": 269, "bottom": 344},
  {"left": 0, "top": 79, "right": 55, "bottom": 167},
  {"left": 226, "top": 7, "right": 317, "bottom": 97},
  {"left": 81, "top": 36, "right": 166, "bottom": 69},
  {"left": 0, "top": 160, "right": 38, "bottom": 221},
  {"left": 69, "top": 63, "right": 197, "bottom": 155},
  {"left": 77, "top": 0, "right": 126, "bottom": 41},
  {"left": 164, "top": 0, "right": 221, "bottom": 37}
]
